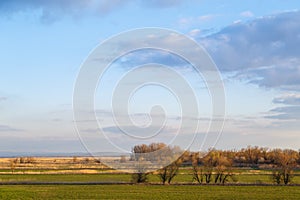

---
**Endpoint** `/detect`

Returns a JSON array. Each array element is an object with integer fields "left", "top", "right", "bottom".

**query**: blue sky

[{"left": 0, "top": 0, "right": 300, "bottom": 153}]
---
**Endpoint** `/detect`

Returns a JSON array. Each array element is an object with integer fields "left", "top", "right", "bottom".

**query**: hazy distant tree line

[
  {"left": 7, "top": 144, "right": 299, "bottom": 185},
  {"left": 131, "top": 144, "right": 300, "bottom": 185}
]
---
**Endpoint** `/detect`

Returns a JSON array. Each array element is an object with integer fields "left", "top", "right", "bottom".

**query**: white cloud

[
  {"left": 178, "top": 14, "right": 218, "bottom": 27},
  {"left": 198, "top": 14, "right": 216, "bottom": 21},
  {"left": 273, "top": 93, "right": 300, "bottom": 105},
  {"left": 240, "top": 11, "right": 254, "bottom": 17},
  {"left": 188, "top": 29, "right": 201, "bottom": 37},
  {"left": 233, "top": 20, "right": 242, "bottom": 24},
  {"left": 178, "top": 17, "right": 192, "bottom": 26},
  {"left": 200, "top": 11, "right": 300, "bottom": 90},
  {"left": 265, "top": 93, "right": 300, "bottom": 120}
]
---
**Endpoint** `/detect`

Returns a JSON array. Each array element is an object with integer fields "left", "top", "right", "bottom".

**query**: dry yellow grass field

[{"left": 0, "top": 156, "right": 120, "bottom": 174}]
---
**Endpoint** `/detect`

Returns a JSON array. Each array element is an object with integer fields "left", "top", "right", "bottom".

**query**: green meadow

[{"left": 0, "top": 185, "right": 299, "bottom": 200}]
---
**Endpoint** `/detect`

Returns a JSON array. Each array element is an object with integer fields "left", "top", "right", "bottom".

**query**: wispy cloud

[
  {"left": 0, "top": 0, "right": 128, "bottom": 15},
  {"left": 0, "top": 125, "right": 24, "bottom": 132},
  {"left": 0, "top": 0, "right": 190, "bottom": 23},
  {"left": 101, "top": 10, "right": 300, "bottom": 92},
  {"left": 102, "top": 125, "right": 177, "bottom": 135},
  {"left": 0, "top": 0, "right": 97, "bottom": 23},
  {"left": 178, "top": 14, "right": 218, "bottom": 27},
  {"left": 273, "top": 94, "right": 300, "bottom": 105},
  {"left": 141, "top": 0, "right": 184, "bottom": 8},
  {"left": 0, "top": 96, "right": 7, "bottom": 102},
  {"left": 52, "top": 118, "right": 63, "bottom": 122},
  {"left": 115, "top": 49, "right": 188, "bottom": 69},
  {"left": 266, "top": 106, "right": 300, "bottom": 120},
  {"left": 240, "top": 11, "right": 254, "bottom": 18},
  {"left": 201, "top": 11, "right": 300, "bottom": 91},
  {"left": 266, "top": 93, "right": 300, "bottom": 120}
]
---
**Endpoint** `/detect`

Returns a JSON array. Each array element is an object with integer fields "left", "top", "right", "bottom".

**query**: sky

[{"left": 0, "top": 0, "right": 300, "bottom": 154}]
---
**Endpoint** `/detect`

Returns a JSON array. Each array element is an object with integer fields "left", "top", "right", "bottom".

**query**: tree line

[{"left": 130, "top": 144, "right": 300, "bottom": 185}]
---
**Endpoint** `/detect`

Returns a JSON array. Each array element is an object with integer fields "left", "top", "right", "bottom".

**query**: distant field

[
  {"left": 0, "top": 185, "right": 300, "bottom": 200},
  {"left": 0, "top": 157, "right": 112, "bottom": 174},
  {"left": 0, "top": 157, "right": 300, "bottom": 199},
  {"left": 0, "top": 174, "right": 130, "bottom": 183},
  {"left": 1, "top": 157, "right": 299, "bottom": 185}
]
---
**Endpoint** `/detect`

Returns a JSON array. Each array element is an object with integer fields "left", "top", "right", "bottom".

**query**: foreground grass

[{"left": 0, "top": 185, "right": 299, "bottom": 200}]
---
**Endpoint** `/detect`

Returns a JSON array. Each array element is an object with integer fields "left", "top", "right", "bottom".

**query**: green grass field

[
  {"left": 1, "top": 159, "right": 300, "bottom": 199},
  {"left": 0, "top": 185, "right": 299, "bottom": 200},
  {"left": 0, "top": 174, "right": 131, "bottom": 183},
  {"left": 1, "top": 173, "right": 299, "bottom": 184}
]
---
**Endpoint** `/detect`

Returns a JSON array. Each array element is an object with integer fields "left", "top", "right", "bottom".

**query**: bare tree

[
  {"left": 72, "top": 156, "right": 78, "bottom": 163},
  {"left": 131, "top": 143, "right": 167, "bottom": 162},
  {"left": 120, "top": 155, "right": 126, "bottom": 163},
  {"left": 132, "top": 172, "right": 149, "bottom": 183},
  {"left": 201, "top": 150, "right": 218, "bottom": 184},
  {"left": 191, "top": 150, "right": 215, "bottom": 184},
  {"left": 131, "top": 143, "right": 184, "bottom": 184},
  {"left": 192, "top": 165, "right": 204, "bottom": 184},
  {"left": 157, "top": 159, "right": 181, "bottom": 184},
  {"left": 131, "top": 164, "right": 149, "bottom": 183},
  {"left": 272, "top": 170, "right": 282, "bottom": 184},
  {"left": 10, "top": 158, "right": 18, "bottom": 174},
  {"left": 192, "top": 149, "right": 235, "bottom": 184},
  {"left": 241, "top": 146, "right": 262, "bottom": 166},
  {"left": 214, "top": 155, "right": 234, "bottom": 184},
  {"left": 272, "top": 149, "right": 298, "bottom": 185},
  {"left": 298, "top": 149, "right": 300, "bottom": 165}
]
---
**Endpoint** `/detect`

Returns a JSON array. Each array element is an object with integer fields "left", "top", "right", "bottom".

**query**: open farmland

[
  {"left": 0, "top": 157, "right": 300, "bottom": 185},
  {"left": 0, "top": 156, "right": 299, "bottom": 199},
  {"left": 0, "top": 148, "right": 299, "bottom": 200},
  {"left": 0, "top": 185, "right": 300, "bottom": 200}
]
